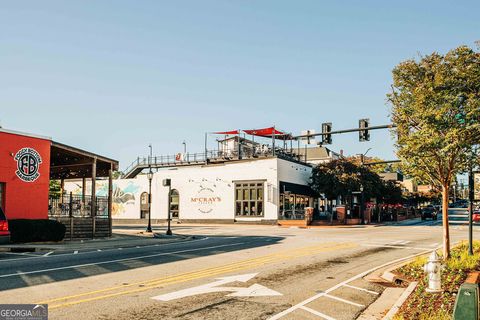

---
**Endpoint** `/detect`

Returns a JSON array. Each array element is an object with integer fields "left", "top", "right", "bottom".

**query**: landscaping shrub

[
  {"left": 393, "top": 241, "right": 480, "bottom": 320},
  {"left": 8, "top": 219, "right": 66, "bottom": 243}
]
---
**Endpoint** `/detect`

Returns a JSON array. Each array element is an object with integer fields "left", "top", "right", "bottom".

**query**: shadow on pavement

[{"left": 0, "top": 235, "right": 284, "bottom": 291}]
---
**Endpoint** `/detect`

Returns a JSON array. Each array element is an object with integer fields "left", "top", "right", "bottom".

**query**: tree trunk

[{"left": 442, "top": 184, "right": 450, "bottom": 260}]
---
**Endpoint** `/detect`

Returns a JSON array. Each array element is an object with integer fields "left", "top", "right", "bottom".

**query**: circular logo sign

[{"left": 15, "top": 147, "right": 43, "bottom": 182}]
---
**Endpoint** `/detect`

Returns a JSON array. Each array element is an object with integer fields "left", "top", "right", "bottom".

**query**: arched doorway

[
  {"left": 170, "top": 189, "right": 179, "bottom": 219},
  {"left": 140, "top": 192, "right": 149, "bottom": 219}
]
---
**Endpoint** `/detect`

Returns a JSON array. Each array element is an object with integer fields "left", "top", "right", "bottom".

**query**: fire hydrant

[{"left": 424, "top": 251, "right": 442, "bottom": 293}]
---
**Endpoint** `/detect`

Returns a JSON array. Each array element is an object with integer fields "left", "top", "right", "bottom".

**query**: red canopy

[
  {"left": 244, "top": 127, "right": 291, "bottom": 139},
  {"left": 213, "top": 130, "right": 240, "bottom": 135}
]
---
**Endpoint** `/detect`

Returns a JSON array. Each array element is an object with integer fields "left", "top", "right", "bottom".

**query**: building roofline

[
  {"left": 0, "top": 127, "right": 52, "bottom": 141},
  {"left": 51, "top": 141, "right": 119, "bottom": 167}
]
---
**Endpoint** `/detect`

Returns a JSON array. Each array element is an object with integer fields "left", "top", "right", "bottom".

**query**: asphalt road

[{"left": 0, "top": 212, "right": 478, "bottom": 320}]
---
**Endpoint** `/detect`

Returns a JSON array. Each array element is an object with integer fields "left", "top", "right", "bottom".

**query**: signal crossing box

[{"left": 453, "top": 283, "right": 479, "bottom": 320}]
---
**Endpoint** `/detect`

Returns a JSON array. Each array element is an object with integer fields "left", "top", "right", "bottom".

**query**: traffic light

[
  {"left": 359, "top": 119, "right": 370, "bottom": 142},
  {"left": 322, "top": 123, "right": 332, "bottom": 144}
]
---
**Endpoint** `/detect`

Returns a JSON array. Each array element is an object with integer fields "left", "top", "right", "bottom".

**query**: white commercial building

[{"left": 65, "top": 131, "right": 337, "bottom": 224}]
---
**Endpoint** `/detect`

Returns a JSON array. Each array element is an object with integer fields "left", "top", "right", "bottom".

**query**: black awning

[{"left": 280, "top": 181, "right": 317, "bottom": 197}]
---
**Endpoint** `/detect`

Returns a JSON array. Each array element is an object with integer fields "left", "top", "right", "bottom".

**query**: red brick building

[
  {"left": 0, "top": 129, "right": 51, "bottom": 220},
  {"left": 0, "top": 128, "right": 118, "bottom": 238}
]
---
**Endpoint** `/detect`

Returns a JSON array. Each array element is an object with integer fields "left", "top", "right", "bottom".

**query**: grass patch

[{"left": 393, "top": 241, "right": 480, "bottom": 320}]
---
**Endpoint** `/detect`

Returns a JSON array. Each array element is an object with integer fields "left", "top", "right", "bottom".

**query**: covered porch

[{"left": 49, "top": 141, "right": 119, "bottom": 239}]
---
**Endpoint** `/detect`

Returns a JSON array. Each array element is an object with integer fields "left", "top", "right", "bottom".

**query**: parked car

[
  {"left": 421, "top": 205, "right": 438, "bottom": 221},
  {"left": 472, "top": 210, "right": 480, "bottom": 224},
  {"left": 0, "top": 207, "right": 10, "bottom": 244}
]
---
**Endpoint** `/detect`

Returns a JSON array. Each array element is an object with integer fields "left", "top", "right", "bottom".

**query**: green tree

[
  {"left": 49, "top": 180, "right": 61, "bottom": 199},
  {"left": 380, "top": 181, "right": 404, "bottom": 204},
  {"left": 310, "top": 159, "right": 384, "bottom": 203},
  {"left": 388, "top": 46, "right": 480, "bottom": 259}
]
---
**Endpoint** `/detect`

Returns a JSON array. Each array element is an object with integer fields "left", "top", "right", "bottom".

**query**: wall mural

[
  {"left": 97, "top": 182, "right": 140, "bottom": 216},
  {"left": 67, "top": 181, "right": 141, "bottom": 216}
]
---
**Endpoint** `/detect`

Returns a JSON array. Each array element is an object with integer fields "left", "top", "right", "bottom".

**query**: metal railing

[
  {"left": 122, "top": 146, "right": 303, "bottom": 176},
  {"left": 48, "top": 194, "right": 109, "bottom": 218},
  {"left": 278, "top": 210, "right": 306, "bottom": 220}
]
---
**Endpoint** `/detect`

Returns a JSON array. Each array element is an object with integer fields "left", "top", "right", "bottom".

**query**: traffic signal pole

[{"left": 294, "top": 124, "right": 396, "bottom": 140}]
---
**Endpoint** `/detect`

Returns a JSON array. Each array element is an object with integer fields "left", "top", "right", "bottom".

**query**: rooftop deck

[{"left": 122, "top": 147, "right": 305, "bottom": 178}]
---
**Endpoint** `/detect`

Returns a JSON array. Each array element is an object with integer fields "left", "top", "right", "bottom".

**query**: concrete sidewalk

[{"left": 0, "top": 232, "right": 195, "bottom": 253}]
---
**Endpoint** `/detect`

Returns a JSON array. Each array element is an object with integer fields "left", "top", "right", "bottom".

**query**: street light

[
  {"left": 163, "top": 178, "right": 173, "bottom": 235},
  {"left": 182, "top": 141, "right": 187, "bottom": 154},
  {"left": 146, "top": 170, "right": 153, "bottom": 233},
  {"left": 146, "top": 144, "right": 153, "bottom": 233}
]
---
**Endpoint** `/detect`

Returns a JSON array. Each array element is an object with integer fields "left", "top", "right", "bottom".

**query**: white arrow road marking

[
  {"left": 227, "top": 284, "right": 283, "bottom": 297},
  {"left": 152, "top": 273, "right": 282, "bottom": 301}
]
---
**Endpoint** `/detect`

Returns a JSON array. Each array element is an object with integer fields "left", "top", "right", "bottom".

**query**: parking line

[
  {"left": 300, "top": 306, "right": 336, "bottom": 320},
  {"left": 324, "top": 294, "right": 364, "bottom": 307},
  {"left": 268, "top": 248, "right": 437, "bottom": 320},
  {"left": 343, "top": 284, "right": 379, "bottom": 295}
]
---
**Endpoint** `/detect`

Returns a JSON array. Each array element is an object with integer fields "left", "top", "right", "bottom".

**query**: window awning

[{"left": 280, "top": 181, "right": 317, "bottom": 197}]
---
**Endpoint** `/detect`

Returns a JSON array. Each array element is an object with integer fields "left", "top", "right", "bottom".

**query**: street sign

[{"left": 151, "top": 273, "right": 282, "bottom": 301}]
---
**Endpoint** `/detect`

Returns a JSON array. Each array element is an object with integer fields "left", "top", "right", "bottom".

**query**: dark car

[
  {"left": 0, "top": 207, "right": 10, "bottom": 244},
  {"left": 421, "top": 205, "right": 438, "bottom": 221}
]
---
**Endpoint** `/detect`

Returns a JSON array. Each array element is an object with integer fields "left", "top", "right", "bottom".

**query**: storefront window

[{"left": 235, "top": 181, "right": 264, "bottom": 216}]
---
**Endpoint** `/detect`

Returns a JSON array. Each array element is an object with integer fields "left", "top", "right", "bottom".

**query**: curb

[
  {"left": 359, "top": 247, "right": 440, "bottom": 319},
  {"left": 382, "top": 282, "right": 418, "bottom": 320}
]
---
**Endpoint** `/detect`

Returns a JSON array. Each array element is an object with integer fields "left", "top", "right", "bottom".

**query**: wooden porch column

[
  {"left": 91, "top": 157, "right": 97, "bottom": 238},
  {"left": 108, "top": 164, "right": 113, "bottom": 237},
  {"left": 82, "top": 177, "right": 86, "bottom": 205},
  {"left": 60, "top": 179, "right": 65, "bottom": 204}
]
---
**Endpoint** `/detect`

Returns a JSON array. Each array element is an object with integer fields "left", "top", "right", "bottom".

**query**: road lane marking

[
  {"left": 73, "top": 251, "right": 78, "bottom": 254},
  {"left": 300, "top": 306, "right": 336, "bottom": 320},
  {"left": 151, "top": 273, "right": 282, "bottom": 301},
  {"left": 343, "top": 284, "right": 379, "bottom": 295},
  {"left": 0, "top": 237, "right": 210, "bottom": 263},
  {"left": 36, "top": 242, "right": 357, "bottom": 309},
  {"left": 43, "top": 251, "right": 54, "bottom": 257},
  {"left": 1, "top": 242, "right": 246, "bottom": 279},
  {"left": 2, "top": 252, "right": 38, "bottom": 257},
  {"left": 324, "top": 294, "right": 364, "bottom": 307},
  {"left": 44, "top": 242, "right": 355, "bottom": 308}
]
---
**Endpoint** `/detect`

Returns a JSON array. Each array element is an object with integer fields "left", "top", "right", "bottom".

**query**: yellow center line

[
  {"left": 39, "top": 242, "right": 358, "bottom": 309},
  {"left": 37, "top": 242, "right": 341, "bottom": 304}
]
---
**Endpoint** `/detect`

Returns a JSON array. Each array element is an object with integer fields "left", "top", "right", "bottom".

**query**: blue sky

[{"left": 1, "top": 1, "right": 478, "bottom": 170}]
